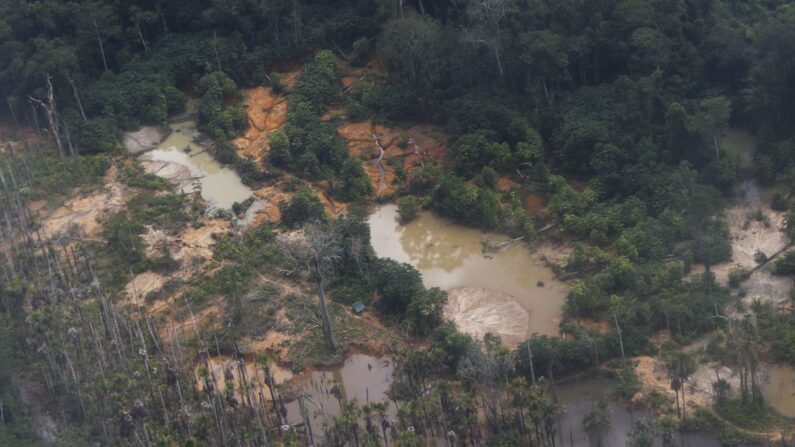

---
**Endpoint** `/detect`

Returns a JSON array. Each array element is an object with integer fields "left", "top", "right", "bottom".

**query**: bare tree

[
  {"left": 458, "top": 0, "right": 516, "bottom": 79},
  {"left": 65, "top": 74, "right": 88, "bottom": 123},
  {"left": 280, "top": 221, "right": 342, "bottom": 352},
  {"left": 28, "top": 75, "right": 68, "bottom": 171}
]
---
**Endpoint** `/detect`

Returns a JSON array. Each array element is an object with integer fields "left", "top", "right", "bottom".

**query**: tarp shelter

[{"left": 351, "top": 301, "right": 366, "bottom": 314}]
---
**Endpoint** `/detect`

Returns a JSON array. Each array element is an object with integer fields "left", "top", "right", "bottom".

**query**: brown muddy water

[
  {"left": 761, "top": 364, "right": 795, "bottom": 418},
  {"left": 556, "top": 379, "right": 722, "bottom": 447},
  {"left": 200, "top": 354, "right": 395, "bottom": 434},
  {"left": 138, "top": 119, "right": 262, "bottom": 225},
  {"left": 368, "top": 205, "right": 566, "bottom": 341}
]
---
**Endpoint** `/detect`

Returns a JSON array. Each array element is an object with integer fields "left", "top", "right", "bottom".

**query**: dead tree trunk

[
  {"left": 66, "top": 74, "right": 88, "bottom": 123},
  {"left": 93, "top": 18, "right": 109, "bottom": 71},
  {"left": 313, "top": 256, "right": 337, "bottom": 352},
  {"left": 28, "top": 75, "right": 67, "bottom": 171}
]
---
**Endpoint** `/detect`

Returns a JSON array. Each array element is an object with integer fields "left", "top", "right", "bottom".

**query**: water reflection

[
  {"left": 368, "top": 205, "right": 565, "bottom": 336},
  {"left": 199, "top": 354, "right": 395, "bottom": 436},
  {"left": 556, "top": 379, "right": 723, "bottom": 447},
  {"left": 142, "top": 119, "right": 255, "bottom": 212}
]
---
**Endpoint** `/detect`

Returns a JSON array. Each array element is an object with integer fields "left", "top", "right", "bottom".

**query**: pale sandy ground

[
  {"left": 40, "top": 166, "right": 126, "bottom": 241},
  {"left": 445, "top": 287, "right": 531, "bottom": 348},
  {"left": 141, "top": 160, "right": 191, "bottom": 185},
  {"left": 633, "top": 355, "right": 740, "bottom": 408},
  {"left": 123, "top": 126, "right": 166, "bottom": 154},
  {"left": 692, "top": 180, "right": 793, "bottom": 305}
]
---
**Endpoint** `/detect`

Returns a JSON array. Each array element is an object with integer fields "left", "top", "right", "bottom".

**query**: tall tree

[{"left": 281, "top": 221, "right": 342, "bottom": 352}]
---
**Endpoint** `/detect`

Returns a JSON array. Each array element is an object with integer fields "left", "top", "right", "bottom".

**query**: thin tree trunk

[
  {"left": 136, "top": 23, "right": 148, "bottom": 51},
  {"left": 314, "top": 258, "right": 336, "bottom": 352},
  {"left": 93, "top": 18, "right": 109, "bottom": 71},
  {"left": 613, "top": 312, "right": 626, "bottom": 366},
  {"left": 66, "top": 74, "right": 88, "bottom": 123}
]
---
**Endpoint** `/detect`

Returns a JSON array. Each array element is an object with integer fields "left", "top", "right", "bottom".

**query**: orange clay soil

[
  {"left": 337, "top": 121, "right": 447, "bottom": 196},
  {"left": 232, "top": 85, "right": 289, "bottom": 161}
]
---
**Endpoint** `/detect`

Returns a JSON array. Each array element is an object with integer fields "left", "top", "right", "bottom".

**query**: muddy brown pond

[
  {"left": 368, "top": 204, "right": 566, "bottom": 345},
  {"left": 200, "top": 354, "right": 395, "bottom": 436},
  {"left": 556, "top": 379, "right": 722, "bottom": 447},
  {"left": 134, "top": 117, "right": 263, "bottom": 225}
]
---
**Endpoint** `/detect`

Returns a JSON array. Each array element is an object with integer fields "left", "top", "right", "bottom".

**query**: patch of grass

[
  {"left": 120, "top": 164, "right": 169, "bottom": 190},
  {"left": 19, "top": 152, "right": 111, "bottom": 202},
  {"left": 715, "top": 399, "right": 787, "bottom": 432}
]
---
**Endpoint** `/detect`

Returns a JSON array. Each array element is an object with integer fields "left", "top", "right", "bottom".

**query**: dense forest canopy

[
  {"left": 1, "top": 0, "right": 794, "bottom": 192},
  {"left": 2, "top": 0, "right": 795, "bottom": 446}
]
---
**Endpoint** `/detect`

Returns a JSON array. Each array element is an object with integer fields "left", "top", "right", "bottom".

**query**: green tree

[
  {"left": 267, "top": 129, "right": 292, "bottom": 168},
  {"left": 373, "top": 258, "right": 424, "bottom": 317},
  {"left": 279, "top": 187, "right": 326, "bottom": 228},
  {"left": 627, "top": 419, "right": 655, "bottom": 447},
  {"left": 583, "top": 397, "right": 611, "bottom": 447},
  {"left": 397, "top": 196, "right": 418, "bottom": 223}
]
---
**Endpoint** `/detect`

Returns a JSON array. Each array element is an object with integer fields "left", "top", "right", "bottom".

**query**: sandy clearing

[
  {"left": 40, "top": 167, "right": 125, "bottom": 240},
  {"left": 445, "top": 287, "right": 531, "bottom": 348},
  {"left": 125, "top": 271, "right": 167, "bottom": 305},
  {"left": 633, "top": 355, "right": 739, "bottom": 408},
  {"left": 123, "top": 126, "right": 166, "bottom": 154},
  {"left": 141, "top": 160, "right": 192, "bottom": 185}
]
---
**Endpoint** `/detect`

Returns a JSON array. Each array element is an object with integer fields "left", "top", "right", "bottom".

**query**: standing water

[
  {"left": 761, "top": 364, "right": 795, "bottom": 418},
  {"left": 556, "top": 379, "right": 723, "bottom": 447},
  {"left": 368, "top": 205, "right": 566, "bottom": 343},
  {"left": 136, "top": 118, "right": 263, "bottom": 225},
  {"left": 198, "top": 354, "right": 395, "bottom": 435}
]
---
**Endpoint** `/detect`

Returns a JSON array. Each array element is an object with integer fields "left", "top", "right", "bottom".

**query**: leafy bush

[
  {"left": 397, "top": 196, "right": 418, "bottom": 223},
  {"left": 771, "top": 191, "right": 788, "bottom": 211},
  {"left": 82, "top": 70, "right": 186, "bottom": 129},
  {"left": 373, "top": 258, "right": 446, "bottom": 335},
  {"left": 197, "top": 71, "right": 246, "bottom": 140},
  {"left": 728, "top": 266, "right": 751, "bottom": 288},
  {"left": 71, "top": 117, "right": 120, "bottom": 154},
  {"left": 430, "top": 174, "right": 500, "bottom": 229},
  {"left": 279, "top": 187, "right": 326, "bottom": 228},
  {"left": 774, "top": 252, "right": 795, "bottom": 276},
  {"left": 614, "top": 366, "right": 641, "bottom": 400}
]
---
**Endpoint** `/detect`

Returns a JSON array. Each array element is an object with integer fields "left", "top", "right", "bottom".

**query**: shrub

[
  {"left": 397, "top": 196, "right": 418, "bottom": 223},
  {"left": 279, "top": 187, "right": 326, "bottom": 228},
  {"left": 728, "top": 266, "right": 751, "bottom": 288},
  {"left": 270, "top": 72, "right": 286, "bottom": 94},
  {"left": 771, "top": 191, "right": 788, "bottom": 211},
  {"left": 773, "top": 252, "right": 795, "bottom": 276}
]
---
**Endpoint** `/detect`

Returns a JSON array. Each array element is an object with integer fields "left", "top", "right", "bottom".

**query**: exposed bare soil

[
  {"left": 337, "top": 121, "right": 447, "bottom": 196},
  {"left": 141, "top": 160, "right": 191, "bottom": 185},
  {"left": 445, "top": 287, "right": 531, "bottom": 348},
  {"left": 123, "top": 126, "right": 166, "bottom": 154},
  {"left": 39, "top": 166, "right": 126, "bottom": 241},
  {"left": 232, "top": 85, "right": 290, "bottom": 161}
]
